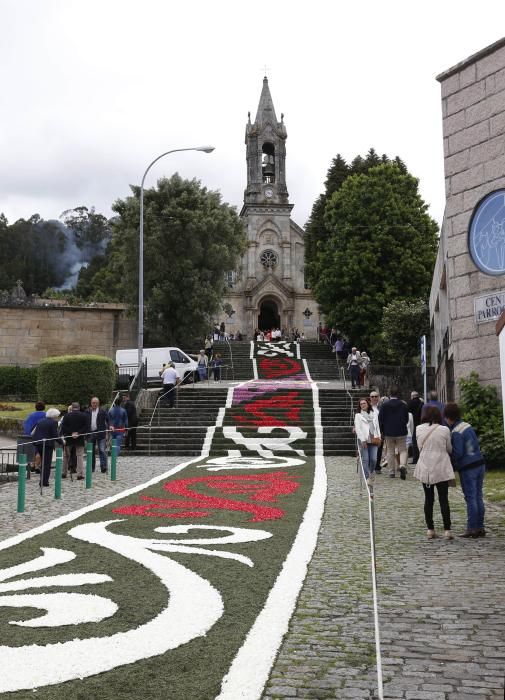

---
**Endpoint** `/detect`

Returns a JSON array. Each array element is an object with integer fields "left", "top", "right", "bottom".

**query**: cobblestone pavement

[
  {"left": 1, "top": 455, "right": 504, "bottom": 699},
  {"left": 263, "top": 458, "right": 505, "bottom": 700},
  {"left": 0, "top": 456, "right": 182, "bottom": 538}
]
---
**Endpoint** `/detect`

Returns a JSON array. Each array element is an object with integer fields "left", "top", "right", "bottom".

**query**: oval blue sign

[{"left": 468, "top": 189, "right": 505, "bottom": 276}]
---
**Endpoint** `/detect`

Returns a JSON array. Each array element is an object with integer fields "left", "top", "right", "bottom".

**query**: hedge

[
  {"left": 0, "top": 366, "right": 38, "bottom": 397},
  {"left": 37, "top": 355, "right": 116, "bottom": 408}
]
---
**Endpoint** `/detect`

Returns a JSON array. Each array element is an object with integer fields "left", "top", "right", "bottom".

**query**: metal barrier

[{"left": 355, "top": 438, "right": 384, "bottom": 699}]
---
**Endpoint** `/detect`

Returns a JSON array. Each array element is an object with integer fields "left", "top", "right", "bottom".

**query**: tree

[
  {"left": 459, "top": 372, "right": 505, "bottom": 470},
  {"left": 381, "top": 299, "right": 429, "bottom": 364},
  {"left": 312, "top": 162, "right": 438, "bottom": 356},
  {"left": 86, "top": 174, "right": 246, "bottom": 347},
  {"left": 304, "top": 149, "right": 407, "bottom": 290}
]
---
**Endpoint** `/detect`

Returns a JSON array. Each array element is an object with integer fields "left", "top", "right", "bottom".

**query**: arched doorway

[{"left": 258, "top": 299, "right": 280, "bottom": 331}]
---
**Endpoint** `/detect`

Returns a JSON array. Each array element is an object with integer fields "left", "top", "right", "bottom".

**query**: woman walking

[
  {"left": 354, "top": 398, "right": 381, "bottom": 483},
  {"left": 414, "top": 406, "right": 455, "bottom": 540}
]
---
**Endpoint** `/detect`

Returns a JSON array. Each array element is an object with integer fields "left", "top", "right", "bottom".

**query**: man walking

[
  {"left": 32, "top": 408, "right": 62, "bottom": 487},
  {"left": 161, "top": 362, "right": 179, "bottom": 408},
  {"left": 378, "top": 385, "right": 409, "bottom": 479},
  {"left": 60, "top": 402, "right": 88, "bottom": 480},
  {"left": 347, "top": 347, "right": 361, "bottom": 389},
  {"left": 86, "top": 397, "right": 109, "bottom": 473}
]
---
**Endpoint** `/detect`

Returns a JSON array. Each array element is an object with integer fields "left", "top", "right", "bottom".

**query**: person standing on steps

[
  {"left": 161, "top": 362, "right": 179, "bottom": 409},
  {"left": 378, "top": 385, "right": 409, "bottom": 479},
  {"left": 346, "top": 347, "right": 361, "bottom": 389},
  {"left": 414, "top": 406, "right": 455, "bottom": 540},
  {"left": 444, "top": 402, "right": 487, "bottom": 539}
]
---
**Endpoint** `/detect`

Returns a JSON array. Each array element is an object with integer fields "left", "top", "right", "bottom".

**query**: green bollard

[
  {"left": 86, "top": 442, "right": 93, "bottom": 489},
  {"left": 54, "top": 447, "right": 63, "bottom": 499},
  {"left": 111, "top": 438, "right": 117, "bottom": 481},
  {"left": 17, "top": 454, "right": 27, "bottom": 513}
]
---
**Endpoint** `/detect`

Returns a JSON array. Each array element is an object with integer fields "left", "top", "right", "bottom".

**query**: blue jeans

[
  {"left": 359, "top": 443, "right": 378, "bottom": 478},
  {"left": 88, "top": 435, "right": 107, "bottom": 472},
  {"left": 111, "top": 432, "right": 124, "bottom": 456},
  {"left": 459, "top": 465, "right": 485, "bottom": 530},
  {"left": 198, "top": 366, "right": 207, "bottom": 381}
]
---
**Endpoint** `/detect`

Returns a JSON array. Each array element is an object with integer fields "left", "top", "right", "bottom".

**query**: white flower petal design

[
  {"left": 0, "top": 547, "right": 76, "bottom": 582},
  {"left": 2, "top": 593, "right": 118, "bottom": 627},
  {"left": 0, "top": 520, "right": 270, "bottom": 693},
  {"left": 0, "top": 573, "right": 112, "bottom": 594}
]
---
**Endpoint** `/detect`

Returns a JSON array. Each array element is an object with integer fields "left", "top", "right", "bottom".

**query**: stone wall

[
  {"left": 431, "top": 38, "right": 505, "bottom": 399},
  {"left": 0, "top": 304, "right": 136, "bottom": 367}
]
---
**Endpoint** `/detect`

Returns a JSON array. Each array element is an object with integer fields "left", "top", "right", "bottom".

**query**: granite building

[
  {"left": 430, "top": 37, "right": 505, "bottom": 400},
  {"left": 218, "top": 78, "right": 317, "bottom": 338}
]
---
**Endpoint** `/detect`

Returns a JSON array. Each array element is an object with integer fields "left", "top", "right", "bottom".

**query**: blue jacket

[
  {"left": 449, "top": 419, "right": 485, "bottom": 471},
  {"left": 23, "top": 411, "right": 46, "bottom": 435}
]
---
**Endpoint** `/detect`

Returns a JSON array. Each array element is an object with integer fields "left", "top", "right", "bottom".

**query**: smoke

[{"left": 39, "top": 219, "right": 109, "bottom": 290}]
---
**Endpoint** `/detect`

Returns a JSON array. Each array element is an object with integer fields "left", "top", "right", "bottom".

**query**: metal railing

[{"left": 355, "top": 438, "right": 384, "bottom": 699}]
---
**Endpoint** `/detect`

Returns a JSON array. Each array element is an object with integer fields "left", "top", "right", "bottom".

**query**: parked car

[{"left": 116, "top": 347, "right": 198, "bottom": 387}]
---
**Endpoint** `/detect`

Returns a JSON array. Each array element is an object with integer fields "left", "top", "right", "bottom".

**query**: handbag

[{"left": 371, "top": 436, "right": 381, "bottom": 446}]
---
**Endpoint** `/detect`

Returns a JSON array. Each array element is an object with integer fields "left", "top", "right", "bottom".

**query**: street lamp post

[{"left": 138, "top": 146, "right": 215, "bottom": 367}]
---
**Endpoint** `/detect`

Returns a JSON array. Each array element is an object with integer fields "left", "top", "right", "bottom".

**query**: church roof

[{"left": 254, "top": 76, "right": 278, "bottom": 126}]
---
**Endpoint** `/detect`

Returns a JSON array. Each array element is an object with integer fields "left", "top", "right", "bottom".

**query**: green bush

[
  {"left": 37, "top": 355, "right": 116, "bottom": 408},
  {"left": 0, "top": 366, "right": 38, "bottom": 397},
  {"left": 459, "top": 372, "right": 505, "bottom": 470}
]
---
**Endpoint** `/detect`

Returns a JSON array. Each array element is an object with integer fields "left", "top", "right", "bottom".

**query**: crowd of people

[
  {"left": 22, "top": 394, "right": 138, "bottom": 487},
  {"left": 354, "top": 386, "right": 487, "bottom": 540}
]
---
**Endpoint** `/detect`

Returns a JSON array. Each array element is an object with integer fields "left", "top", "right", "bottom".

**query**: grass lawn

[
  {"left": 0, "top": 401, "right": 34, "bottom": 420},
  {"left": 484, "top": 469, "right": 505, "bottom": 505}
]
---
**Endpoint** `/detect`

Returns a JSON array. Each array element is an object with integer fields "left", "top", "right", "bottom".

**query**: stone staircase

[
  {"left": 300, "top": 341, "right": 343, "bottom": 381},
  {"left": 131, "top": 382, "right": 366, "bottom": 458}
]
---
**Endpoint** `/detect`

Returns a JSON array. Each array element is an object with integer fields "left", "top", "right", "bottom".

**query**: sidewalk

[
  {"left": 0, "top": 455, "right": 182, "bottom": 538},
  {"left": 263, "top": 458, "right": 505, "bottom": 699}
]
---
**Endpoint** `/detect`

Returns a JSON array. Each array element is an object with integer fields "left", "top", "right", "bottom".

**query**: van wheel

[{"left": 183, "top": 372, "right": 194, "bottom": 384}]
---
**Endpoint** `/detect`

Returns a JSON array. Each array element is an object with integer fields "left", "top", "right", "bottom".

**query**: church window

[
  {"left": 225, "top": 271, "right": 236, "bottom": 288},
  {"left": 262, "top": 142, "right": 275, "bottom": 183},
  {"left": 260, "top": 249, "right": 278, "bottom": 269}
]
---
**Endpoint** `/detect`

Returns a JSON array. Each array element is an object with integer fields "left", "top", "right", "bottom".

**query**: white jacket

[
  {"left": 414, "top": 423, "right": 454, "bottom": 485},
  {"left": 354, "top": 411, "right": 381, "bottom": 443}
]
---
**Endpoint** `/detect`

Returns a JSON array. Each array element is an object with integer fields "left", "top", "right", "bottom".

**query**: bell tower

[
  {"left": 243, "top": 76, "right": 289, "bottom": 207},
  {"left": 218, "top": 76, "right": 316, "bottom": 340}
]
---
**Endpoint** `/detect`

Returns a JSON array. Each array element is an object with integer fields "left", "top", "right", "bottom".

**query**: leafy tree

[
  {"left": 458, "top": 372, "right": 505, "bottom": 470},
  {"left": 312, "top": 162, "right": 438, "bottom": 356},
  {"left": 86, "top": 174, "right": 246, "bottom": 347},
  {"left": 61, "top": 206, "right": 111, "bottom": 250},
  {"left": 381, "top": 299, "right": 429, "bottom": 364},
  {"left": 304, "top": 149, "right": 407, "bottom": 289}
]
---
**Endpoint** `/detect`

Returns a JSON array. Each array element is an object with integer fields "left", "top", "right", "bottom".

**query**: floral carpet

[{"left": 0, "top": 342, "right": 326, "bottom": 700}]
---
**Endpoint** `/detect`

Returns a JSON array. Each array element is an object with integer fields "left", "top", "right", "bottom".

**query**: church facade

[{"left": 218, "top": 78, "right": 318, "bottom": 339}]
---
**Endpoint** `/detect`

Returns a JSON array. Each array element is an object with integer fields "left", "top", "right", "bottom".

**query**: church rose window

[{"left": 260, "top": 249, "right": 278, "bottom": 269}]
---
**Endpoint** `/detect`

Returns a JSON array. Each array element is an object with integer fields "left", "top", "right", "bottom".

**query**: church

[{"left": 218, "top": 77, "right": 318, "bottom": 339}]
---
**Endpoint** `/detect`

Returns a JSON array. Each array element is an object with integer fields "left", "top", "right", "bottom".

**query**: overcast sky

[{"left": 1, "top": 0, "right": 504, "bottom": 230}]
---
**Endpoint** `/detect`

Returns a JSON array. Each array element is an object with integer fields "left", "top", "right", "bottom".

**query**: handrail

[
  {"left": 224, "top": 336, "right": 235, "bottom": 382},
  {"left": 355, "top": 438, "right": 384, "bottom": 699}
]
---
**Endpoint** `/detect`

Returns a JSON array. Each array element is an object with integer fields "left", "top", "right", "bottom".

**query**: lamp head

[{"left": 196, "top": 146, "right": 215, "bottom": 153}]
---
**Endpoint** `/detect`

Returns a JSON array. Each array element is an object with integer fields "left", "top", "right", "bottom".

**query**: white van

[{"left": 116, "top": 347, "right": 198, "bottom": 385}]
